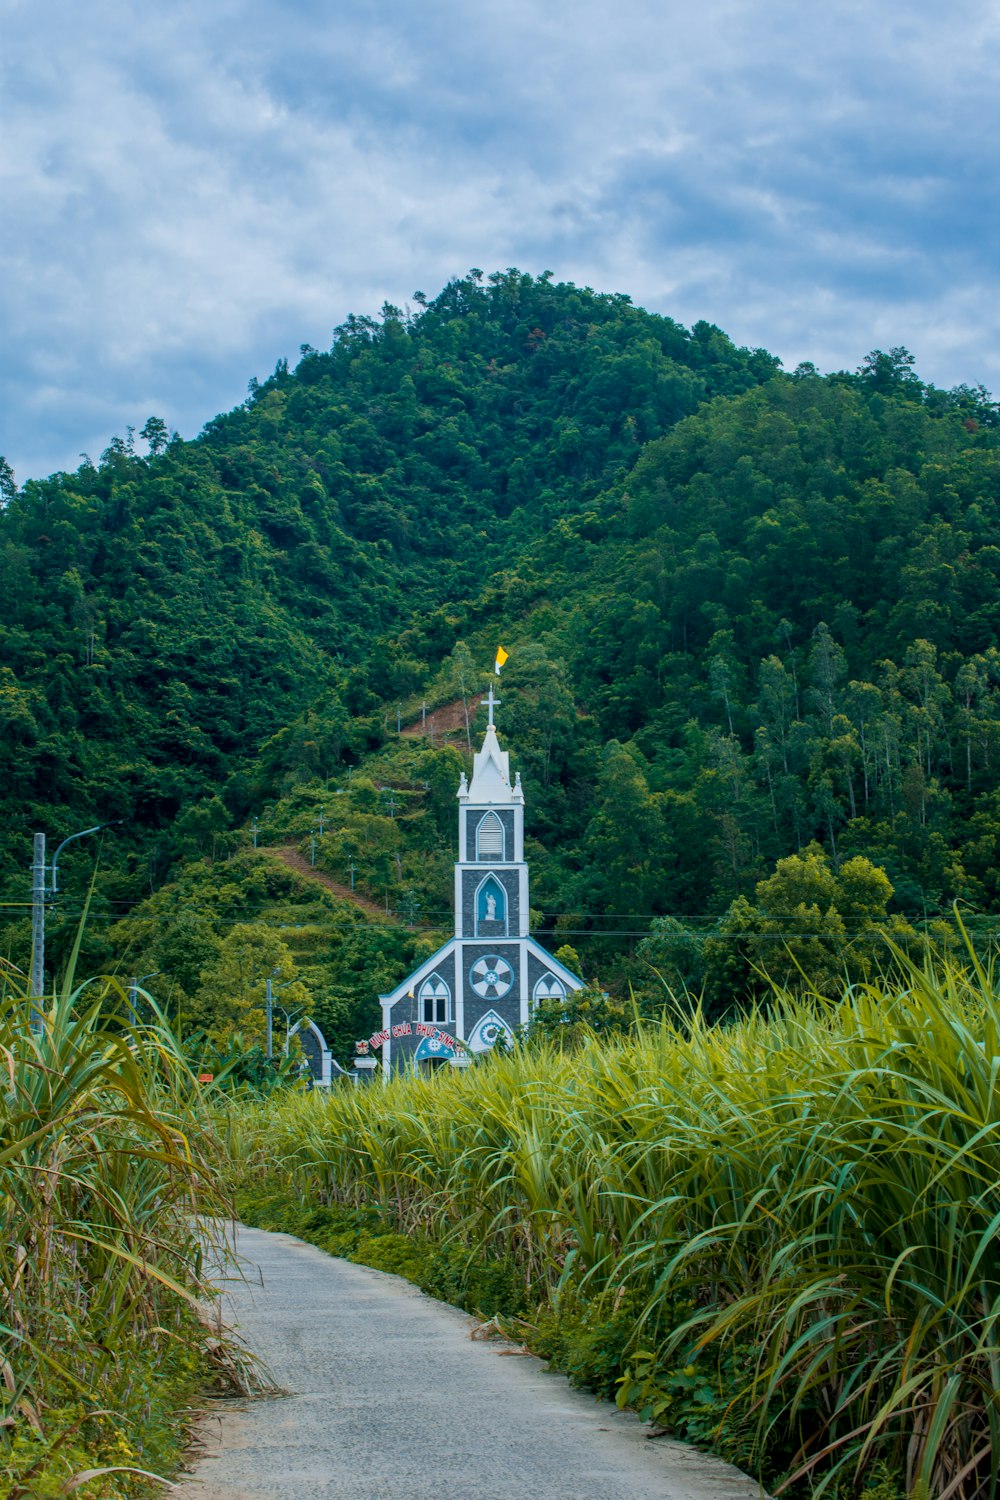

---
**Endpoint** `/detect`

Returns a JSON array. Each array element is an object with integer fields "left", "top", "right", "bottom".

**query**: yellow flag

[{"left": 494, "top": 645, "right": 509, "bottom": 675}]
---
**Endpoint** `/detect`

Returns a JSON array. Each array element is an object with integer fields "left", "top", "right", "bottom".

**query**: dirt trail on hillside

[
  {"left": 400, "top": 693, "right": 482, "bottom": 739},
  {"left": 267, "top": 845, "right": 391, "bottom": 922}
]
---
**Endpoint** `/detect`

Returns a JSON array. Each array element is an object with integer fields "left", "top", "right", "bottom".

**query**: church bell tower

[{"left": 377, "top": 683, "right": 583, "bottom": 1069}]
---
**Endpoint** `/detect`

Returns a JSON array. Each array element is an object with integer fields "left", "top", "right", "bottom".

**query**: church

[{"left": 373, "top": 689, "right": 584, "bottom": 1072}]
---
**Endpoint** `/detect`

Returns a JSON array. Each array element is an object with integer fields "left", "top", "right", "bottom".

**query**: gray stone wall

[
  {"left": 462, "top": 941, "right": 523, "bottom": 1011},
  {"left": 465, "top": 807, "right": 516, "bottom": 862},
  {"left": 527, "top": 949, "right": 560, "bottom": 993},
  {"left": 388, "top": 950, "right": 456, "bottom": 1022},
  {"left": 465, "top": 994, "right": 521, "bottom": 1042},
  {"left": 460, "top": 868, "right": 520, "bottom": 937}
]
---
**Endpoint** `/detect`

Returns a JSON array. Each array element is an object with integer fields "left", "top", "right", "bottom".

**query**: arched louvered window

[
  {"left": 419, "top": 973, "right": 452, "bottom": 1025},
  {"left": 477, "top": 812, "right": 504, "bottom": 861}
]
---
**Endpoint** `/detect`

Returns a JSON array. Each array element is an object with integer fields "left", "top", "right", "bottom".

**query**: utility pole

[
  {"left": 265, "top": 976, "right": 273, "bottom": 1061},
  {"left": 396, "top": 703, "right": 402, "bottom": 734},
  {"left": 459, "top": 665, "right": 471, "bottom": 751},
  {"left": 29, "top": 820, "right": 121, "bottom": 1035},
  {"left": 252, "top": 817, "right": 259, "bottom": 848},
  {"left": 309, "top": 831, "right": 317, "bottom": 867},
  {"left": 30, "top": 834, "right": 45, "bottom": 1034},
  {"left": 348, "top": 859, "right": 356, "bottom": 891},
  {"left": 127, "top": 971, "right": 161, "bottom": 1026},
  {"left": 318, "top": 809, "right": 325, "bottom": 835}
]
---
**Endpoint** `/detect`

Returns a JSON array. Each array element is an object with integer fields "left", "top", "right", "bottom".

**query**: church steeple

[
  {"left": 456, "top": 709, "right": 527, "bottom": 937},
  {"left": 459, "top": 705, "right": 525, "bottom": 810},
  {"left": 376, "top": 679, "right": 583, "bottom": 1071}
]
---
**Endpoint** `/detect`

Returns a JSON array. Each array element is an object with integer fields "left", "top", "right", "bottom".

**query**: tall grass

[
  {"left": 231, "top": 948, "right": 1000, "bottom": 1497},
  {"left": 0, "top": 952, "right": 226, "bottom": 1494}
]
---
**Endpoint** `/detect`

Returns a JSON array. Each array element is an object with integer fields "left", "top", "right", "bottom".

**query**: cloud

[{"left": 2, "top": 0, "right": 999, "bottom": 479}]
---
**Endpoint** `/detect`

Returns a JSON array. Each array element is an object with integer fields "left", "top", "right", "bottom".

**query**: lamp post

[
  {"left": 265, "top": 975, "right": 274, "bottom": 1061},
  {"left": 30, "top": 834, "right": 46, "bottom": 1029},
  {"left": 127, "top": 971, "right": 162, "bottom": 1025},
  {"left": 30, "top": 820, "right": 122, "bottom": 1034},
  {"left": 51, "top": 821, "right": 123, "bottom": 896},
  {"left": 278, "top": 1006, "right": 305, "bottom": 1056},
  {"left": 264, "top": 973, "right": 294, "bottom": 1061}
]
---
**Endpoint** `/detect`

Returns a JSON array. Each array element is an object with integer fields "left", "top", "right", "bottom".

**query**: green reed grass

[
  {"left": 231, "top": 944, "right": 1000, "bottom": 1498},
  {"left": 0, "top": 953, "right": 227, "bottom": 1495}
]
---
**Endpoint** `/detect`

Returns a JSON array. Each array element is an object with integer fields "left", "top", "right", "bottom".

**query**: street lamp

[
  {"left": 127, "top": 971, "right": 162, "bottom": 1025},
  {"left": 51, "top": 821, "right": 123, "bottom": 894},
  {"left": 30, "top": 820, "right": 123, "bottom": 1033},
  {"left": 278, "top": 1006, "right": 306, "bottom": 1055},
  {"left": 264, "top": 972, "right": 295, "bottom": 1060}
]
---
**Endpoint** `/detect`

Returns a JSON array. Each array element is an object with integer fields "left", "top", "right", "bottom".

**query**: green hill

[{"left": 3, "top": 270, "right": 999, "bottom": 1045}]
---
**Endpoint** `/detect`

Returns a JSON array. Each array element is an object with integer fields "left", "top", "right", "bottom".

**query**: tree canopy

[{"left": 2, "top": 270, "right": 999, "bottom": 1049}]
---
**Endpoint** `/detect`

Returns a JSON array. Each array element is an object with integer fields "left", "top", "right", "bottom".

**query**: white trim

[
  {"left": 528, "top": 941, "right": 584, "bottom": 990},
  {"left": 379, "top": 938, "right": 456, "bottom": 1006},
  {"left": 418, "top": 971, "right": 453, "bottom": 1026},
  {"left": 286, "top": 1017, "right": 334, "bottom": 1087},
  {"left": 381, "top": 998, "right": 393, "bottom": 1074},
  {"left": 381, "top": 937, "right": 583, "bottom": 1014}
]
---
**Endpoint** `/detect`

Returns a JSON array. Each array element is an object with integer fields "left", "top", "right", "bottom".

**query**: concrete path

[{"left": 173, "top": 1226, "right": 766, "bottom": 1500}]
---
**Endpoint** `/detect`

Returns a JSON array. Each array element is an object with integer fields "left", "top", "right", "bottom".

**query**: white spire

[{"left": 465, "top": 714, "right": 524, "bottom": 804}]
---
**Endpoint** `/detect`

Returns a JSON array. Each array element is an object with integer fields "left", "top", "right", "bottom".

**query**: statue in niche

[{"left": 485, "top": 892, "right": 497, "bottom": 920}]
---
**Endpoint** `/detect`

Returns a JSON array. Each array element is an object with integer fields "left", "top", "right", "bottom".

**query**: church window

[
  {"left": 476, "top": 812, "right": 505, "bottom": 861},
  {"left": 533, "top": 972, "right": 566, "bottom": 1006},
  {"left": 419, "top": 974, "right": 452, "bottom": 1025}
]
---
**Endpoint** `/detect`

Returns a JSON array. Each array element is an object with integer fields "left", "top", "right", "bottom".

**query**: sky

[{"left": 3, "top": 0, "right": 999, "bottom": 481}]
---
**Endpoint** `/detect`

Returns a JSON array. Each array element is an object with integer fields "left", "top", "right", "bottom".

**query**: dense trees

[{"left": 2, "top": 270, "right": 1000, "bottom": 1039}]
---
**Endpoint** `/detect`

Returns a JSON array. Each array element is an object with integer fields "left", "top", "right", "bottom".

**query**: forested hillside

[{"left": 2, "top": 270, "right": 999, "bottom": 1048}]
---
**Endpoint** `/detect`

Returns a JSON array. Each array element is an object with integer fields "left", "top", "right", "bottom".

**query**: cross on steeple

[{"left": 486, "top": 682, "right": 501, "bottom": 727}]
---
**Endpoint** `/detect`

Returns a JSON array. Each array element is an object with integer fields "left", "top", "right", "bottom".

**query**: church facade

[{"left": 376, "top": 696, "right": 583, "bottom": 1072}]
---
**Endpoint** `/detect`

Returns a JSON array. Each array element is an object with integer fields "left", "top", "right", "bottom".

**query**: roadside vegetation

[
  {"left": 229, "top": 944, "right": 1000, "bottom": 1499},
  {"left": 0, "top": 953, "right": 233, "bottom": 1498}
]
